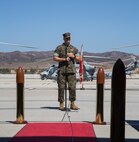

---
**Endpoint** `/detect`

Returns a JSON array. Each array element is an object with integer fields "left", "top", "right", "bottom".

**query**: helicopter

[
  {"left": 40, "top": 64, "right": 58, "bottom": 80},
  {"left": 39, "top": 55, "right": 139, "bottom": 81},
  {"left": 100, "top": 55, "right": 139, "bottom": 78},
  {"left": 125, "top": 56, "right": 139, "bottom": 75},
  {"left": 39, "top": 61, "right": 95, "bottom": 81}
]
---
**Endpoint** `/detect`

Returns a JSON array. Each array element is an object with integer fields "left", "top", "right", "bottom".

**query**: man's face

[{"left": 64, "top": 37, "right": 70, "bottom": 45}]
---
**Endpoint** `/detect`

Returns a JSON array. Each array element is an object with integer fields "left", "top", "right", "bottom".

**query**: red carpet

[{"left": 12, "top": 122, "right": 96, "bottom": 142}]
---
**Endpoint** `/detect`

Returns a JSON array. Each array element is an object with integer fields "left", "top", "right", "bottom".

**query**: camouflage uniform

[{"left": 53, "top": 43, "right": 79, "bottom": 103}]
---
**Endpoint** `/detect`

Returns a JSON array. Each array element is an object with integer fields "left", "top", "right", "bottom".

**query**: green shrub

[{"left": 0, "top": 68, "right": 11, "bottom": 74}]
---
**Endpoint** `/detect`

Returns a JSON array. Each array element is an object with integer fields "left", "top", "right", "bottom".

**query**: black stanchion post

[
  {"left": 111, "top": 59, "right": 126, "bottom": 142},
  {"left": 93, "top": 67, "right": 106, "bottom": 125},
  {"left": 15, "top": 67, "right": 27, "bottom": 124}
]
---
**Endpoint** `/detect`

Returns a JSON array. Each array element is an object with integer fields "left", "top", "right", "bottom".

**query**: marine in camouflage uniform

[{"left": 53, "top": 32, "right": 81, "bottom": 110}]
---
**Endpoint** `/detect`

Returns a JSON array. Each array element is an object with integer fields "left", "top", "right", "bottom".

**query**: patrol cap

[{"left": 63, "top": 32, "right": 71, "bottom": 38}]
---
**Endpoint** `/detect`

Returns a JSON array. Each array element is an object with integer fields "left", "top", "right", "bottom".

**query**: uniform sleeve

[
  {"left": 53, "top": 46, "right": 60, "bottom": 57},
  {"left": 75, "top": 48, "right": 80, "bottom": 57}
]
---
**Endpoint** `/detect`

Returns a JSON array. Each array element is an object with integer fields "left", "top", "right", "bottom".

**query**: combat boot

[
  {"left": 70, "top": 101, "right": 79, "bottom": 110},
  {"left": 59, "top": 102, "right": 64, "bottom": 111}
]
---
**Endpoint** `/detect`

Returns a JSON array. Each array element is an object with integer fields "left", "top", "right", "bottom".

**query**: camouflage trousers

[{"left": 57, "top": 72, "right": 76, "bottom": 103}]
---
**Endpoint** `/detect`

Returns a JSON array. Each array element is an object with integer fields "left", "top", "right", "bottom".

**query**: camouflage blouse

[{"left": 53, "top": 43, "right": 79, "bottom": 74}]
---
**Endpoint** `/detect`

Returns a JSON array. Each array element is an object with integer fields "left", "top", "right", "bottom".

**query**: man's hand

[{"left": 66, "top": 57, "right": 71, "bottom": 62}]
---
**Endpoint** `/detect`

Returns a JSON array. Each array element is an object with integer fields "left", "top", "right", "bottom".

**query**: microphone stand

[
  {"left": 64, "top": 71, "right": 71, "bottom": 112},
  {"left": 61, "top": 45, "right": 75, "bottom": 142},
  {"left": 61, "top": 44, "right": 74, "bottom": 142},
  {"left": 63, "top": 46, "right": 70, "bottom": 112},
  {"left": 61, "top": 45, "right": 71, "bottom": 122}
]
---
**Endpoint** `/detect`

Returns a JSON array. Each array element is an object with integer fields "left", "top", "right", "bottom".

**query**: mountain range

[{"left": 0, "top": 50, "right": 138, "bottom": 69}]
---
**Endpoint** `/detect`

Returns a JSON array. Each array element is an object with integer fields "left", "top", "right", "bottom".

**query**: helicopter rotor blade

[
  {"left": 0, "top": 41, "right": 38, "bottom": 49},
  {"left": 87, "top": 62, "right": 103, "bottom": 66},
  {"left": 111, "top": 44, "right": 139, "bottom": 50},
  {"left": 88, "top": 55, "right": 136, "bottom": 65},
  {"left": 84, "top": 55, "right": 111, "bottom": 59}
]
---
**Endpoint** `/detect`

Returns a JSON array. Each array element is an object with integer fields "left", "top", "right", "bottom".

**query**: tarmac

[{"left": 0, "top": 74, "right": 139, "bottom": 142}]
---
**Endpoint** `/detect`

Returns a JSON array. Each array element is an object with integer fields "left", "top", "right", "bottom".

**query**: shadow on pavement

[
  {"left": 1, "top": 137, "right": 139, "bottom": 142},
  {"left": 126, "top": 120, "right": 139, "bottom": 131},
  {"left": 40, "top": 106, "right": 59, "bottom": 110},
  {"left": 8, "top": 136, "right": 96, "bottom": 142},
  {"left": 96, "top": 138, "right": 139, "bottom": 142}
]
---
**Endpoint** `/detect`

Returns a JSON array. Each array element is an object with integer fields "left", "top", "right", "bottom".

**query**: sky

[{"left": 0, "top": 0, "right": 139, "bottom": 54}]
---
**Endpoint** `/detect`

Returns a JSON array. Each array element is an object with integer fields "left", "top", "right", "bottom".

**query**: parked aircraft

[
  {"left": 125, "top": 56, "right": 139, "bottom": 75},
  {"left": 102, "top": 56, "right": 139, "bottom": 78},
  {"left": 40, "top": 56, "right": 138, "bottom": 81},
  {"left": 40, "top": 64, "right": 58, "bottom": 80},
  {"left": 40, "top": 61, "right": 95, "bottom": 81}
]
